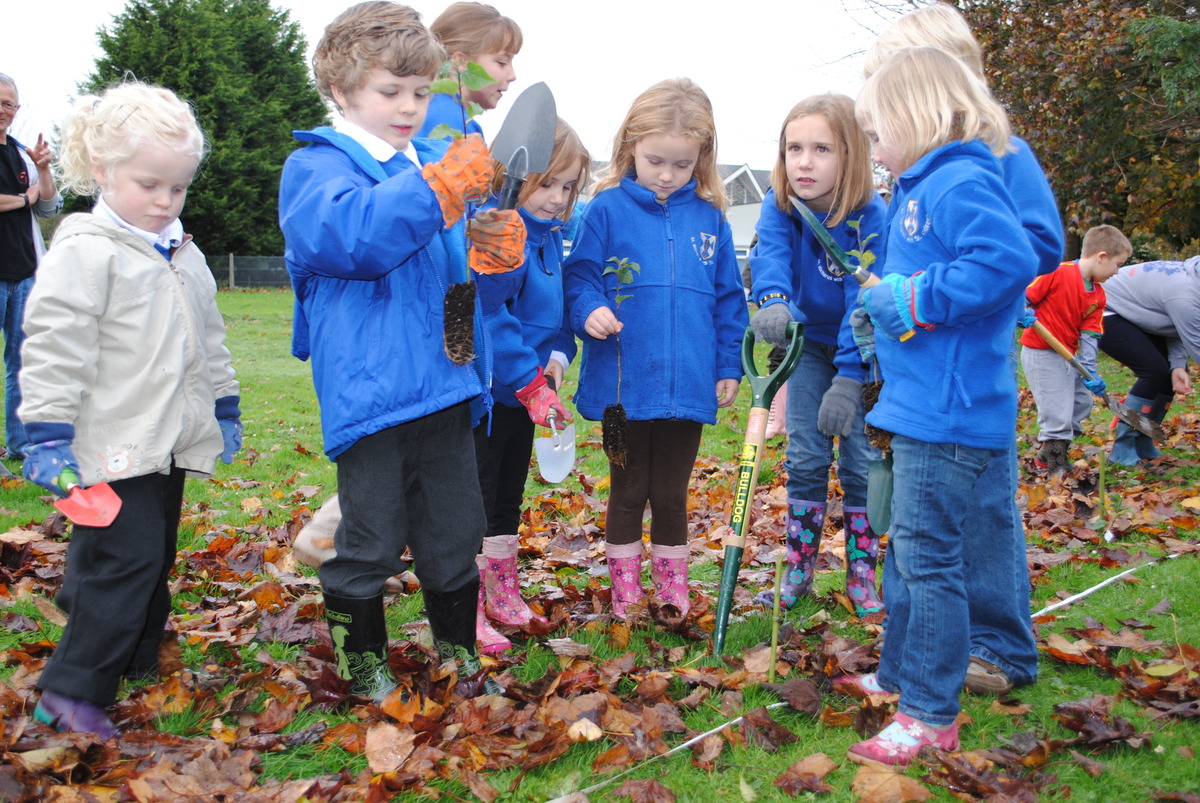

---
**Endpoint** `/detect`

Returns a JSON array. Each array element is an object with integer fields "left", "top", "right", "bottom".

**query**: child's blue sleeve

[
  {"left": 279, "top": 148, "right": 443, "bottom": 281},
  {"left": 749, "top": 191, "right": 796, "bottom": 308},
  {"left": 479, "top": 268, "right": 541, "bottom": 390},
  {"left": 562, "top": 203, "right": 613, "bottom": 337},
  {"left": 714, "top": 221, "right": 750, "bottom": 380},
  {"left": 1003, "top": 138, "right": 1064, "bottom": 277}
]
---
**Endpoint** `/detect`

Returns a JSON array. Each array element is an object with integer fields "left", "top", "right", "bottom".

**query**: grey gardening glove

[
  {"left": 750, "top": 303, "right": 793, "bottom": 348},
  {"left": 817, "top": 376, "right": 862, "bottom": 438}
]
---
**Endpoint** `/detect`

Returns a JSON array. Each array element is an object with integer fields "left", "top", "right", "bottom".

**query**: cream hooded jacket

[{"left": 19, "top": 213, "right": 238, "bottom": 483}]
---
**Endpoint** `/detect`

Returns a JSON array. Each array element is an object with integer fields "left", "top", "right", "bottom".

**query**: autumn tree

[
  {"left": 84, "top": 0, "right": 328, "bottom": 256},
  {"left": 957, "top": 0, "right": 1200, "bottom": 254},
  {"left": 862, "top": 0, "right": 1200, "bottom": 255}
]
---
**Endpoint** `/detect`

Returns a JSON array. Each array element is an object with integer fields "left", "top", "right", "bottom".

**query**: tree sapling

[
  {"left": 429, "top": 58, "right": 495, "bottom": 366},
  {"left": 602, "top": 256, "right": 640, "bottom": 468}
]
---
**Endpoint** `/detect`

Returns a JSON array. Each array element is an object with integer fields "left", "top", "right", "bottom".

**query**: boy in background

[{"left": 1020, "top": 224, "right": 1132, "bottom": 474}]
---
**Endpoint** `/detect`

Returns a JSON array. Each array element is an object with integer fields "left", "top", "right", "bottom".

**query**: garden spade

[
  {"left": 712, "top": 322, "right": 804, "bottom": 655},
  {"left": 533, "top": 411, "right": 575, "bottom": 483},
  {"left": 53, "top": 469, "right": 122, "bottom": 527},
  {"left": 490, "top": 82, "right": 556, "bottom": 210},
  {"left": 1029, "top": 320, "right": 1164, "bottom": 441}
]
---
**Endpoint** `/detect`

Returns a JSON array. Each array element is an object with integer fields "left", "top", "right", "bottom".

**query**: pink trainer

[{"left": 847, "top": 711, "right": 959, "bottom": 766}]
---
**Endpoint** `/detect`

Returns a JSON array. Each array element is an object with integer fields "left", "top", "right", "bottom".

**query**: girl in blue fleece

[
  {"left": 472, "top": 118, "right": 589, "bottom": 653},
  {"left": 417, "top": 2, "right": 521, "bottom": 140},
  {"left": 564, "top": 78, "right": 747, "bottom": 622},
  {"left": 748, "top": 93, "right": 887, "bottom": 617},
  {"left": 864, "top": 0, "right": 1061, "bottom": 700},
  {"left": 843, "top": 47, "right": 1038, "bottom": 766}
]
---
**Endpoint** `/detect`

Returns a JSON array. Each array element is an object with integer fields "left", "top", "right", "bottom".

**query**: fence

[{"left": 217, "top": 255, "right": 291, "bottom": 289}]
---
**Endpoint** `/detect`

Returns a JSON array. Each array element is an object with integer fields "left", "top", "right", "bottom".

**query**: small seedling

[
  {"left": 427, "top": 58, "right": 496, "bottom": 366},
  {"left": 845, "top": 216, "right": 878, "bottom": 273},
  {"left": 601, "top": 256, "right": 640, "bottom": 468}
]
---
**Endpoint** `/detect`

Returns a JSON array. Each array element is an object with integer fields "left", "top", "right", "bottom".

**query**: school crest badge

[
  {"left": 903, "top": 200, "right": 920, "bottom": 237},
  {"left": 697, "top": 232, "right": 717, "bottom": 261}
]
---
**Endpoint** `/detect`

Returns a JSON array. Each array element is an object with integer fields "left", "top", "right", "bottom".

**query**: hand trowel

[
  {"left": 534, "top": 411, "right": 575, "bottom": 483},
  {"left": 53, "top": 469, "right": 123, "bottom": 527},
  {"left": 533, "top": 376, "right": 575, "bottom": 483}
]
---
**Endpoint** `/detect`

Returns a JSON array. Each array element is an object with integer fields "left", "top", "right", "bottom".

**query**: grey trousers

[
  {"left": 1021, "top": 346, "right": 1094, "bottom": 441},
  {"left": 321, "top": 403, "right": 485, "bottom": 598}
]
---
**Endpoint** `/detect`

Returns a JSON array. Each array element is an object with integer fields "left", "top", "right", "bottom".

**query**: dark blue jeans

[
  {"left": 875, "top": 435, "right": 1037, "bottom": 726},
  {"left": 1, "top": 276, "right": 31, "bottom": 456}
]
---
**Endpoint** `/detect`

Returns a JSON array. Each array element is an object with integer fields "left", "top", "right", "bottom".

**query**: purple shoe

[{"left": 34, "top": 690, "right": 117, "bottom": 739}]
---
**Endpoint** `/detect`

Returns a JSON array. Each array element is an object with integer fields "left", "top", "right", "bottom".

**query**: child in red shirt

[{"left": 1020, "top": 224, "right": 1131, "bottom": 473}]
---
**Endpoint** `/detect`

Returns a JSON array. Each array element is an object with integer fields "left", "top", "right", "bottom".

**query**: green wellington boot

[
  {"left": 323, "top": 591, "right": 399, "bottom": 703},
  {"left": 424, "top": 579, "right": 503, "bottom": 696}
]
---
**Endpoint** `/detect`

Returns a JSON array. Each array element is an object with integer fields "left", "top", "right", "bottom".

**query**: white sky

[{"left": 4, "top": 0, "right": 902, "bottom": 170}]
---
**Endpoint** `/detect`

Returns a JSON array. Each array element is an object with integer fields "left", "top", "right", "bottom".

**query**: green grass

[{"left": 2, "top": 288, "right": 1198, "bottom": 801}]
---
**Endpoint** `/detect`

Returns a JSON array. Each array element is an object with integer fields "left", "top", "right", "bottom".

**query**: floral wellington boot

[
  {"left": 607, "top": 540, "right": 645, "bottom": 621},
  {"left": 482, "top": 534, "right": 547, "bottom": 627},
  {"left": 650, "top": 542, "right": 690, "bottom": 617},
  {"left": 756, "top": 500, "right": 824, "bottom": 609},
  {"left": 843, "top": 506, "right": 884, "bottom": 616},
  {"left": 475, "top": 555, "right": 512, "bottom": 654}
]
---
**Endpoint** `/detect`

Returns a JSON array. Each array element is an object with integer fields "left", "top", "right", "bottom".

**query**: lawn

[{"left": 0, "top": 288, "right": 1197, "bottom": 802}]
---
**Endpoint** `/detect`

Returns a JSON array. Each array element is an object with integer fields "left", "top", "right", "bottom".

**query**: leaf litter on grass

[{"left": 0, "top": 393, "right": 1198, "bottom": 800}]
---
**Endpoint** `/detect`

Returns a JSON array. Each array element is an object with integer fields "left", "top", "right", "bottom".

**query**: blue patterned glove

[
  {"left": 861, "top": 272, "right": 928, "bottom": 340},
  {"left": 1083, "top": 375, "right": 1107, "bottom": 396},
  {"left": 849, "top": 304, "right": 878, "bottom": 362},
  {"left": 1017, "top": 306, "right": 1037, "bottom": 328},
  {"left": 24, "top": 440, "right": 81, "bottom": 498},
  {"left": 849, "top": 306, "right": 875, "bottom": 362},
  {"left": 750, "top": 303, "right": 793, "bottom": 348},
  {"left": 215, "top": 395, "right": 242, "bottom": 465}
]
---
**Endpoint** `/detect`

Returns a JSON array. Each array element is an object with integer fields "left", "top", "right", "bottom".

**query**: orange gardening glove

[
  {"left": 469, "top": 208, "right": 526, "bottom": 274},
  {"left": 421, "top": 134, "right": 494, "bottom": 228}
]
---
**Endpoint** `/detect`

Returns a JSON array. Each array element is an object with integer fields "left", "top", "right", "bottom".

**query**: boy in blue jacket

[{"left": 278, "top": 1, "right": 523, "bottom": 701}]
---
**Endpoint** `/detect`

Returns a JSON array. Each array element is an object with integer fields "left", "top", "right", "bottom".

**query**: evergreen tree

[{"left": 85, "top": 0, "right": 328, "bottom": 256}]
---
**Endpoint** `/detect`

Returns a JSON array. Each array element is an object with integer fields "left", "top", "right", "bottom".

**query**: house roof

[{"left": 586, "top": 160, "right": 771, "bottom": 207}]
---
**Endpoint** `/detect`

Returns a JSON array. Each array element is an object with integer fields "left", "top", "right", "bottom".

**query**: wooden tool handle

[{"left": 1030, "top": 319, "right": 1076, "bottom": 362}]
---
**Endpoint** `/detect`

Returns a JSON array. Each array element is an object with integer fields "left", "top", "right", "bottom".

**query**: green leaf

[
  {"left": 426, "top": 123, "right": 460, "bottom": 141},
  {"left": 464, "top": 101, "right": 485, "bottom": 120},
  {"left": 430, "top": 77, "right": 460, "bottom": 96},
  {"left": 603, "top": 266, "right": 617, "bottom": 276},
  {"left": 459, "top": 61, "right": 496, "bottom": 91},
  {"left": 615, "top": 294, "right": 632, "bottom": 304}
]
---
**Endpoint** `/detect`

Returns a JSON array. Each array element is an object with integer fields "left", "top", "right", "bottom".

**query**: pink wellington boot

[
  {"left": 650, "top": 542, "right": 691, "bottom": 617},
  {"left": 607, "top": 540, "right": 645, "bottom": 621},
  {"left": 481, "top": 534, "right": 547, "bottom": 627},
  {"left": 475, "top": 555, "right": 512, "bottom": 654},
  {"left": 765, "top": 383, "right": 788, "bottom": 440}
]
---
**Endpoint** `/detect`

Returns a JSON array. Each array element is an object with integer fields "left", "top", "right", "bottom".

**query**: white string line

[
  {"left": 543, "top": 701, "right": 789, "bottom": 803},
  {"left": 1033, "top": 553, "right": 1179, "bottom": 617}
]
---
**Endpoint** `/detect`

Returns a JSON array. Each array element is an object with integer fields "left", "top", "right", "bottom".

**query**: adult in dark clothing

[{"left": 0, "top": 73, "right": 59, "bottom": 463}]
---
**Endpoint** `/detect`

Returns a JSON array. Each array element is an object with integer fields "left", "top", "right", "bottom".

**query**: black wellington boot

[
  {"left": 322, "top": 591, "right": 399, "bottom": 704},
  {"left": 423, "top": 579, "right": 503, "bottom": 696}
]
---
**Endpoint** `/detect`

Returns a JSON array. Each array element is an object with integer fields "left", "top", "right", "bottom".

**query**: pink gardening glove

[{"left": 514, "top": 367, "right": 571, "bottom": 429}]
